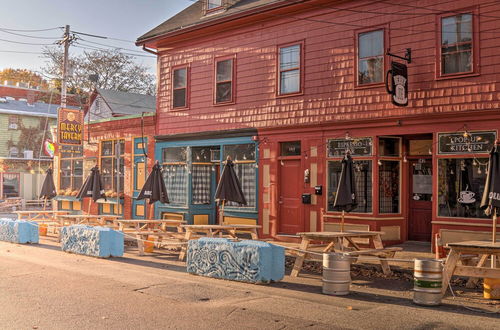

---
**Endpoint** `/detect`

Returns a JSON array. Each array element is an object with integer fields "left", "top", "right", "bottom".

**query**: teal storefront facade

[{"left": 153, "top": 129, "right": 259, "bottom": 225}]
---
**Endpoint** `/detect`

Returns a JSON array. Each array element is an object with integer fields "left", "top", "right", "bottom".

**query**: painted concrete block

[
  {"left": 187, "top": 238, "right": 285, "bottom": 283},
  {"left": 60, "top": 225, "right": 124, "bottom": 258},
  {"left": 0, "top": 219, "right": 38, "bottom": 244}
]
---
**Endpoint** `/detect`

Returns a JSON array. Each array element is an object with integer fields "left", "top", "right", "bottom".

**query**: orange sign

[{"left": 58, "top": 108, "right": 83, "bottom": 146}]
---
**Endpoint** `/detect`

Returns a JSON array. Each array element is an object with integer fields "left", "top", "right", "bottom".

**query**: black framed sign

[
  {"left": 438, "top": 131, "right": 497, "bottom": 155},
  {"left": 328, "top": 137, "right": 372, "bottom": 157},
  {"left": 385, "top": 61, "right": 408, "bottom": 107}
]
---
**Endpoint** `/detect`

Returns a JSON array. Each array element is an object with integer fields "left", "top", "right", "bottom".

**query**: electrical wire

[
  {"left": 73, "top": 43, "right": 155, "bottom": 58},
  {"left": 0, "top": 29, "right": 61, "bottom": 40},
  {"left": 0, "top": 26, "right": 63, "bottom": 32},
  {"left": 76, "top": 37, "right": 148, "bottom": 54},
  {"left": 0, "top": 37, "right": 55, "bottom": 46}
]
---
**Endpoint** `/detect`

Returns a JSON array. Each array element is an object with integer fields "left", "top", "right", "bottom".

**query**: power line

[
  {"left": 71, "top": 30, "right": 135, "bottom": 43},
  {"left": 0, "top": 29, "right": 61, "bottom": 40},
  {"left": 0, "top": 37, "right": 55, "bottom": 46},
  {"left": 74, "top": 42, "right": 156, "bottom": 58},
  {"left": 0, "top": 26, "right": 63, "bottom": 32},
  {"left": 0, "top": 50, "right": 43, "bottom": 54},
  {"left": 77, "top": 37, "right": 146, "bottom": 54}
]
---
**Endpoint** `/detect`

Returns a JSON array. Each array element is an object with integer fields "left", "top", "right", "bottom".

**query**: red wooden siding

[{"left": 155, "top": 0, "right": 500, "bottom": 136}]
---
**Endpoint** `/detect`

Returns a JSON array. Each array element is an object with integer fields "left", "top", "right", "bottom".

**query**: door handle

[{"left": 279, "top": 197, "right": 283, "bottom": 204}]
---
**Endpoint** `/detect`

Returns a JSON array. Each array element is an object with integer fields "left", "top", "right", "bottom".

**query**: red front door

[
  {"left": 408, "top": 158, "right": 433, "bottom": 241},
  {"left": 279, "top": 159, "right": 304, "bottom": 234}
]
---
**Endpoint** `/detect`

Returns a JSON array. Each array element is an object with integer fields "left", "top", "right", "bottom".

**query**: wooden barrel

[
  {"left": 322, "top": 253, "right": 351, "bottom": 296},
  {"left": 413, "top": 259, "right": 443, "bottom": 306}
]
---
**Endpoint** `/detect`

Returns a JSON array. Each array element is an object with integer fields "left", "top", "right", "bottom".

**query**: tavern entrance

[{"left": 406, "top": 136, "right": 433, "bottom": 241}]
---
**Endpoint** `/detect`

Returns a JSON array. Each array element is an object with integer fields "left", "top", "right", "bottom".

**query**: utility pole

[{"left": 60, "top": 25, "right": 72, "bottom": 108}]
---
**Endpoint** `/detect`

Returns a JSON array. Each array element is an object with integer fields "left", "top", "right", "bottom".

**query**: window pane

[
  {"left": 3, "top": 174, "right": 19, "bottom": 198},
  {"left": 379, "top": 138, "right": 400, "bottom": 157},
  {"left": 173, "top": 88, "right": 187, "bottom": 108},
  {"left": 163, "top": 164, "right": 188, "bottom": 205},
  {"left": 101, "top": 158, "right": 113, "bottom": 190},
  {"left": 438, "top": 158, "right": 489, "bottom": 219},
  {"left": 328, "top": 160, "right": 372, "bottom": 213},
  {"left": 216, "top": 59, "right": 232, "bottom": 82},
  {"left": 358, "top": 57, "right": 383, "bottom": 84},
  {"left": 280, "top": 141, "right": 301, "bottom": 156},
  {"left": 280, "top": 69, "right": 300, "bottom": 94},
  {"left": 73, "top": 159, "right": 83, "bottom": 190},
  {"left": 173, "top": 68, "right": 187, "bottom": 88},
  {"left": 223, "top": 144, "right": 255, "bottom": 161},
  {"left": 280, "top": 45, "right": 300, "bottom": 70},
  {"left": 208, "top": 0, "right": 222, "bottom": 9},
  {"left": 163, "top": 147, "right": 187, "bottom": 162},
  {"left": 101, "top": 141, "right": 113, "bottom": 156},
  {"left": 60, "top": 160, "right": 72, "bottom": 190},
  {"left": 216, "top": 82, "right": 232, "bottom": 103},
  {"left": 226, "top": 163, "right": 256, "bottom": 207},
  {"left": 359, "top": 30, "right": 383, "bottom": 58},
  {"left": 379, "top": 161, "right": 400, "bottom": 213},
  {"left": 441, "top": 50, "right": 472, "bottom": 74},
  {"left": 192, "top": 147, "right": 213, "bottom": 162},
  {"left": 192, "top": 164, "right": 212, "bottom": 204},
  {"left": 442, "top": 14, "right": 472, "bottom": 45},
  {"left": 118, "top": 140, "right": 124, "bottom": 155}
]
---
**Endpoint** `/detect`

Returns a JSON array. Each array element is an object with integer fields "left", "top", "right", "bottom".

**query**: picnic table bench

[{"left": 291, "top": 231, "right": 401, "bottom": 277}]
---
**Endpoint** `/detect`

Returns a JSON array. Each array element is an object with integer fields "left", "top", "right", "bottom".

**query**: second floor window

[
  {"left": 215, "top": 58, "right": 234, "bottom": 103},
  {"left": 279, "top": 44, "right": 301, "bottom": 95},
  {"left": 441, "top": 13, "right": 473, "bottom": 75},
  {"left": 208, "top": 0, "right": 222, "bottom": 10},
  {"left": 173, "top": 67, "right": 188, "bottom": 108},
  {"left": 358, "top": 30, "right": 384, "bottom": 85}
]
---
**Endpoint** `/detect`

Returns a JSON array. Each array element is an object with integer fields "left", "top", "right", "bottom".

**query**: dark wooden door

[
  {"left": 408, "top": 158, "right": 433, "bottom": 241},
  {"left": 279, "top": 159, "right": 304, "bottom": 234}
]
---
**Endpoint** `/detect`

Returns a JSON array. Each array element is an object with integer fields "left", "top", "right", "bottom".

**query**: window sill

[
  {"left": 276, "top": 91, "right": 304, "bottom": 99},
  {"left": 213, "top": 100, "right": 236, "bottom": 107},
  {"left": 354, "top": 82, "right": 385, "bottom": 90},
  {"left": 170, "top": 106, "right": 189, "bottom": 112},
  {"left": 435, "top": 72, "right": 480, "bottom": 81},
  {"left": 54, "top": 196, "right": 79, "bottom": 202}
]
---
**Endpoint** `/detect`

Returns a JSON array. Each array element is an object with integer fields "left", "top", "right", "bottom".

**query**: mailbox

[
  {"left": 302, "top": 193, "right": 311, "bottom": 204},
  {"left": 314, "top": 185, "right": 323, "bottom": 195}
]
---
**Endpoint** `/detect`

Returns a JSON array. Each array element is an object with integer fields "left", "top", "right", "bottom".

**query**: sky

[{"left": 0, "top": 0, "right": 193, "bottom": 75}]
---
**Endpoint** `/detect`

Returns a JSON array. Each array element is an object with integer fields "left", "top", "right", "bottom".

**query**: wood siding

[{"left": 156, "top": 0, "right": 500, "bottom": 136}]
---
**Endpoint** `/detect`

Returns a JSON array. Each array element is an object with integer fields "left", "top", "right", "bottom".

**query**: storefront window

[
  {"left": 2, "top": 173, "right": 19, "bottom": 198},
  {"left": 59, "top": 146, "right": 83, "bottom": 193},
  {"left": 100, "top": 140, "right": 124, "bottom": 193},
  {"left": 438, "top": 158, "right": 488, "bottom": 219},
  {"left": 191, "top": 147, "right": 213, "bottom": 205},
  {"left": 162, "top": 147, "right": 188, "bottom": 205},
  {"left": 379, "top": 160, "right": 400, "bottom": 213},
  {"left": 379, "top": 137, "right": 401, "bottom": 157},
  {"left": 327, "top": 160, "right": 372, "bottom": 213},
  {"left": 223, "top": 144, "right": 257, "bottom": 208},
  {"left": 280, "top": 141, "right": 301, "bottom": 156}
]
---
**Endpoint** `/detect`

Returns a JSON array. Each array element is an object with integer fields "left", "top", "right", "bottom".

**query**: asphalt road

[{"left": 0, "top": 239, "right": 498, "bottom": 330}]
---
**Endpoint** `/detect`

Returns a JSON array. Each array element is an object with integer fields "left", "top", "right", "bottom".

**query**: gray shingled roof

[
  {"left": 0, "top": 99, "right": 75, "bottom": 117},
  {"left": 98, "top": 89, "right": 156, "bottom": 115},
  {"left": 137, "top": 0, "right": 285, "bottom": 43}
]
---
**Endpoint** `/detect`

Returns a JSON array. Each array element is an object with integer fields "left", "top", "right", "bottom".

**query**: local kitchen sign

[
  {"left": 385, "top": 61, "right": 408, "bottom": 107},
  {"left": 438, "top": 131, "right": 497, "bottom": 155},
  {"left": 58, "top": 108, "right": 83, "bottom": 146},
  {"left": 328, "top": 137, "right": 372, "bottom": 157}
]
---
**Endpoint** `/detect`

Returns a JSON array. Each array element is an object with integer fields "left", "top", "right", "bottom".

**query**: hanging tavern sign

[
  {"left": 438, "top": 131, "right": 497, "bottom": 155},
  {"left": 328, "top": 137, "right": 372, "bottom": 157},
  {"left": 58, "top": 108, "right": 83, "bottom": 146},
  {"left": 385, "top": 61, "right": 408, "bottom": 107}
]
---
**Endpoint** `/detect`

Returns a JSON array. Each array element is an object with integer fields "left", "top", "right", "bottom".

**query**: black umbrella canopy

[
  {"left": 137, "top": 162, "right": 169, "bottom": 204},
  {"left": 39, "top": 168, "right": 57, "bottom": 200},
  {"left": 215, "top": 157, "right": 247, "bottom": 205},
  {"left": 481, "top": 143, "right": 500, "bottom": 214},
  {"left": 76, "top": 166, "right": 106, "bottom": 202},
  {"left": 333, "top": 153, "right": 357, "bottom": 212}
]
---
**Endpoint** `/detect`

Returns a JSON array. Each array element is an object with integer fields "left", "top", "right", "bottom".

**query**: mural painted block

[
  {"left": 60, "top": 225, "right": 124, "bottom": 258},
  {"left": 187, "top": 238, "right": 285, "bottom": 283},
  {"left": 0, "top": 219, "right": 38, "bottom": 244}
]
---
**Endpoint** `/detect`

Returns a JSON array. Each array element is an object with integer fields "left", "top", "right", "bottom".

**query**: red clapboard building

[{"left": 137, "top": 0, "right": 500, "bottom": 245}]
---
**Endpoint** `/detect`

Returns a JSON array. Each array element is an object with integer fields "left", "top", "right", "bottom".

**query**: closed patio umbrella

[
  {"left": 215, "top": 156, "right": 247, "bottom": 224},
  {"left": 137, "top": 161, "right": 169, "bottom": 219},
  {"left": 77, "top": 165, "right": 106, "bottom": 212},
  {"left": 333, "top": 152, "right": 357, "bottom": 232},
  {"left": 39, "top": 168, "right": 57, "bottom": 210},
  {"left": 481, "top": 141, "right": 500, "bottom": 243}
]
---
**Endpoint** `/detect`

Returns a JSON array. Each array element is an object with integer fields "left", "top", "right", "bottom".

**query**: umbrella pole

[
  {"left": 87, "top": 198, "right": 91, "bottom": 214},
  {"left": 43, "top": 197, "right": 47, "bottom": 211},
  {"left": 150, "top": 202, "right": 154, "bottom": 220},
  {"left": 341, "top": 210, "right": 345, "bottom": 232},
  {"left": 219, "top": 200, "right": 225, "bottom": 225},
  {"left": 493, "top": 209, "right": 497, "bottom": 268}
]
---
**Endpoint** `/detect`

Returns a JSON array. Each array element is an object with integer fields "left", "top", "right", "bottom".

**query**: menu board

[
  {"left": 328, "top": 137, "right": 372, "bottom": 157},
  {"left": 438, "top": 131, "right": 496, "bottom": 155}
]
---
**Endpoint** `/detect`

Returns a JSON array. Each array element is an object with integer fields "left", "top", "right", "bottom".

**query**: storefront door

[
  {"left": 408, "top": 158, "right": 433, "bottom": 241},
  {"left": 279, "top": 159, "right": 304, "bottom": 234},
  {"left": 132, "top": 138, "right": 147, "bottom": 219}
]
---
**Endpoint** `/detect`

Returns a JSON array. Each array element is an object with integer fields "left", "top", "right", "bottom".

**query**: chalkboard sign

[
  {"left": 438, "top": 131, "right": 497, "bottom": 155},
  {"left": 328, "top": 137, "right": 372, "bottom": 157}
]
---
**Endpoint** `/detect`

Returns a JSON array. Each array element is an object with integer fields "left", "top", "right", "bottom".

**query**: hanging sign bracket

[{"left": 386, "top": 48, "right": 411, "bottom": 64}]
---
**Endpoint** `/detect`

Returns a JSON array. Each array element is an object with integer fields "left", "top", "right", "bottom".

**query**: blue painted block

[
  {"left": 187, "top": 238, "right": 285, "bottom": 283},
  {"left": 0, "top": 219, "right": 39, "bottom": 244},
  {"left": 60, "top": 225, "right": 124, "bottom": 258}
]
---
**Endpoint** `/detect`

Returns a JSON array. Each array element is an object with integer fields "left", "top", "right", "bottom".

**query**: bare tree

[{"left": 41, "top": 47, "right": 156, "bottom": 98}]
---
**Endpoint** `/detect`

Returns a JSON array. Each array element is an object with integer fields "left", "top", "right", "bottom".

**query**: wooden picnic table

[
  {"left": 291, "top": 231, "right": 401, "bottom": 277},
  {"left": 57, "top": 214, "right": 121, "bottom": 226},
  {"left": 114, "top": 219, "right": 187, "bottom": 255},
  {"left": 178, "top": 224, "right": 262, "bottom": 260},
  {"left": 442, "top": 240, "right": 500, "bottom": 296},
  {"left": 14, "top": 210, "right": 69, "bottom": 221}
]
